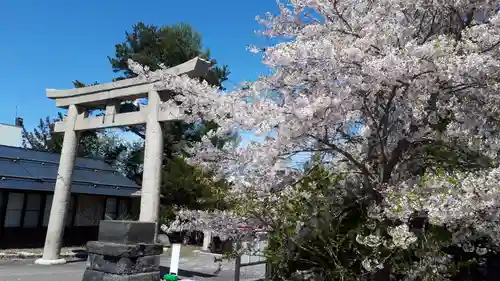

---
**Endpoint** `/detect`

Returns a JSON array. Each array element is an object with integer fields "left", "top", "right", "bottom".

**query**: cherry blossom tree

[{"left": 130, "top": 0, "right": 500, "bottom": 279}]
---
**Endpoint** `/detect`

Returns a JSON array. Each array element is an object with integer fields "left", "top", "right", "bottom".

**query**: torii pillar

[
  {"left": 35, "top": 57, "right": 212, "bottom": 265},
  {"left": 139, "top": 90, "right": 163, "bottom": 239},
  {"left": 35, "top": 104, "right": 82, "bottom": 265}
]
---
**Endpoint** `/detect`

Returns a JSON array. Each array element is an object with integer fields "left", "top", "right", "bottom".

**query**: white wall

[{"left": 0, "top": 124, "right": 22, "bottom": 147}]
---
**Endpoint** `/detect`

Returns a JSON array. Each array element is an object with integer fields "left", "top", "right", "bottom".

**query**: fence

[{"left": 234, "top": 232, "right": 271, "bottom": 281}]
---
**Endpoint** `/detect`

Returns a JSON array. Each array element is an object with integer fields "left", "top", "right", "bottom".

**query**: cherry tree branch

[{"left": 309, "top": 134, "right": 375, "bottom": 181}]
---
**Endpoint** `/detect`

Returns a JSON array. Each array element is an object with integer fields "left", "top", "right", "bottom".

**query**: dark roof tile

[{"left": 0, "top": 145, "right": 140, "bottom": 197}]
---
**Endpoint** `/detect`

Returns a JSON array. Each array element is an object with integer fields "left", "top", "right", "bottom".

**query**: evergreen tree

[
  {"left": 108, "top": 22, "right": 229, "bottom": 88},
  {"left": 21, "top": 113, "right": 100, "bottom": 158},
  {"left": 73, "top": 22, "right": 236, "bottom": 218}
]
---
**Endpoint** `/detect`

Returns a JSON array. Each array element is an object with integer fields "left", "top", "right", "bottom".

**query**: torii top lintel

[
  {"left": 46, "top": 57, "right": 212, "bottom": 108},
  {"left": 48, "top": 57, "right": 212, "bottom": 133}
]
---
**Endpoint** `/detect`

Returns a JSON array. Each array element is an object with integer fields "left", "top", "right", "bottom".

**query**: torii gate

[{"left": 35, "top": 57, "right": 212, "bottom": 265}]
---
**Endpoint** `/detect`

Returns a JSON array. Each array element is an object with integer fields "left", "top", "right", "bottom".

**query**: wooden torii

[{"left": 35, "top": 57, "right": 212, "bottom": 265}]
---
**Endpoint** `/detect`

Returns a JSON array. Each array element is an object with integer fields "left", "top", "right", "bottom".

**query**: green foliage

[
  {"left": 120, "top": 141, "right": 144, "bottom": 184},
  {"left": 21, "top": 113, "right": 103, "bottom": 158},
  {"left": 21, "top": 113, "right": 137, "bottom": 173},
  {"left": 118, "top": 138, "right": 233, "bottom": 224},
  {"left": 107, "top": 21, "right": 236, "bottom": 161},
  {"left": 105, "top": 21, "right": 236, "bottom": 218},
  {"left": 108, "top": 22, "right": 230, "bottom": 89},
  {"left": 161, "top": 156, "right": 230, "bottom": 210},
  {"left": 21, "top": 114, "right": 63, "bottom": 153},
  {"left": 105, "top": 21, "right": 237, "bottom": 156},
  {"left": 72, "top": 80, "right": 99, "bottom": 88},
  {"left": 262, "top": 166, "right": 369, "bottom": 280},
  {"left": 159, "top": 155, "right": 232, "bottom": 222},
  {"left": 259, "top": 164, "right": 500, "bottom": 280}
]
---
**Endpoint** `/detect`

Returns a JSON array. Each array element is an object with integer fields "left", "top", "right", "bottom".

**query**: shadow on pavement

[
  {"left": 72, "top": 249, "right": 88, "bottom": 259},
  {"left": 160, "top": 266, "right": 216, "bottom": 278},
  {"left": 64, "top": 249, "right": 88, "bottom": 264}
]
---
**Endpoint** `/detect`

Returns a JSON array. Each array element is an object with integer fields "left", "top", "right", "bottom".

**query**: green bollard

[{"left": 163, "top": 273, "right": 179, "bottom": 281}]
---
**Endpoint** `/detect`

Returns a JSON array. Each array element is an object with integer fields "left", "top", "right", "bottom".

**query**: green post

[{"left": 163, "top": 273, "right": 179, "bottom": 281}]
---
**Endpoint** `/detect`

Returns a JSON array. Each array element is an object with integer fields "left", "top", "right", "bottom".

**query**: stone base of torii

[{"left": 34, "top": 57, "right": 212, "bottom": 266}]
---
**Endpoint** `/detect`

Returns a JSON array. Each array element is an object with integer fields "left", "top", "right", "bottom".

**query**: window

[
  {"left": 23, "top": 194, "right": 41, "bottom": 228},
  {"left": 118, "top": 199, "right": 128, "bottom": 217},
  {"left": 65, "top": 196, "right": 75, "bottom": 226},
  {"left": 43, "top": 195, "right": 53, "bottom": 227},
  {"left": 104, "top": 198, "right": 117, "bottom": 220},
  {"left": 4, "top": 193, "right": 24, "bottom": 227},
  {"left": 75, "top": 195, "right": 104, "bottom": 226},
  {"left": 42, "top": 195, "right": 75, "bottom": 227}
]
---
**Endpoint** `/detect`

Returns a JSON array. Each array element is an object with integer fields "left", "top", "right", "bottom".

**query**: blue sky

[{"left": 0, "top": 0, "right": 279, "bottom": 133}]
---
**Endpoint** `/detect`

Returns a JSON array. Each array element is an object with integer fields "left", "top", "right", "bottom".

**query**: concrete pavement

[
  {"left": 0, "top": 253, "right": 265, "bottom": 281},
  {"left": 0, "top": 260, "right": 84, "bottom": 281}
]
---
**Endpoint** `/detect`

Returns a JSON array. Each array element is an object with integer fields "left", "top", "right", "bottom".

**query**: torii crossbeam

[{"left": 35, "top": 57, "right": 212, "bottom": 265}]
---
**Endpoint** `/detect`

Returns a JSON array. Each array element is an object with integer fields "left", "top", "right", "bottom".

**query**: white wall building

[{"left": 0, "top": 118, "right": 23, "bottom": 148}]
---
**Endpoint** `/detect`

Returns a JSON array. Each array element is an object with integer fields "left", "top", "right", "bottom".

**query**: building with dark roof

[{"left": 0, "top": 144, "right": 141, "bottom": 248}]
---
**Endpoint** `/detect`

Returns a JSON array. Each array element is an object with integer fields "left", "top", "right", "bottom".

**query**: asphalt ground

[{"left": 0, "top": 253, "right": 265, "bottom": 281}]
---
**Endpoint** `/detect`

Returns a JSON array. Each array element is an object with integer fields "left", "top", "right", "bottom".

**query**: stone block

[
  {"left": 86, "top": 241, "right": 163, "bottom": 258},
  {"left": 157, "top": 234, "right": 171, "bottom": 247},
  {"left": 98, "top": 220, "right": 156, "bottom": 244},
  {"left": 82, "top": 269, "right": 161, "bottom": 281},
  {"left": 87, "top": 254, "right": 160, "bottom": 275}
]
